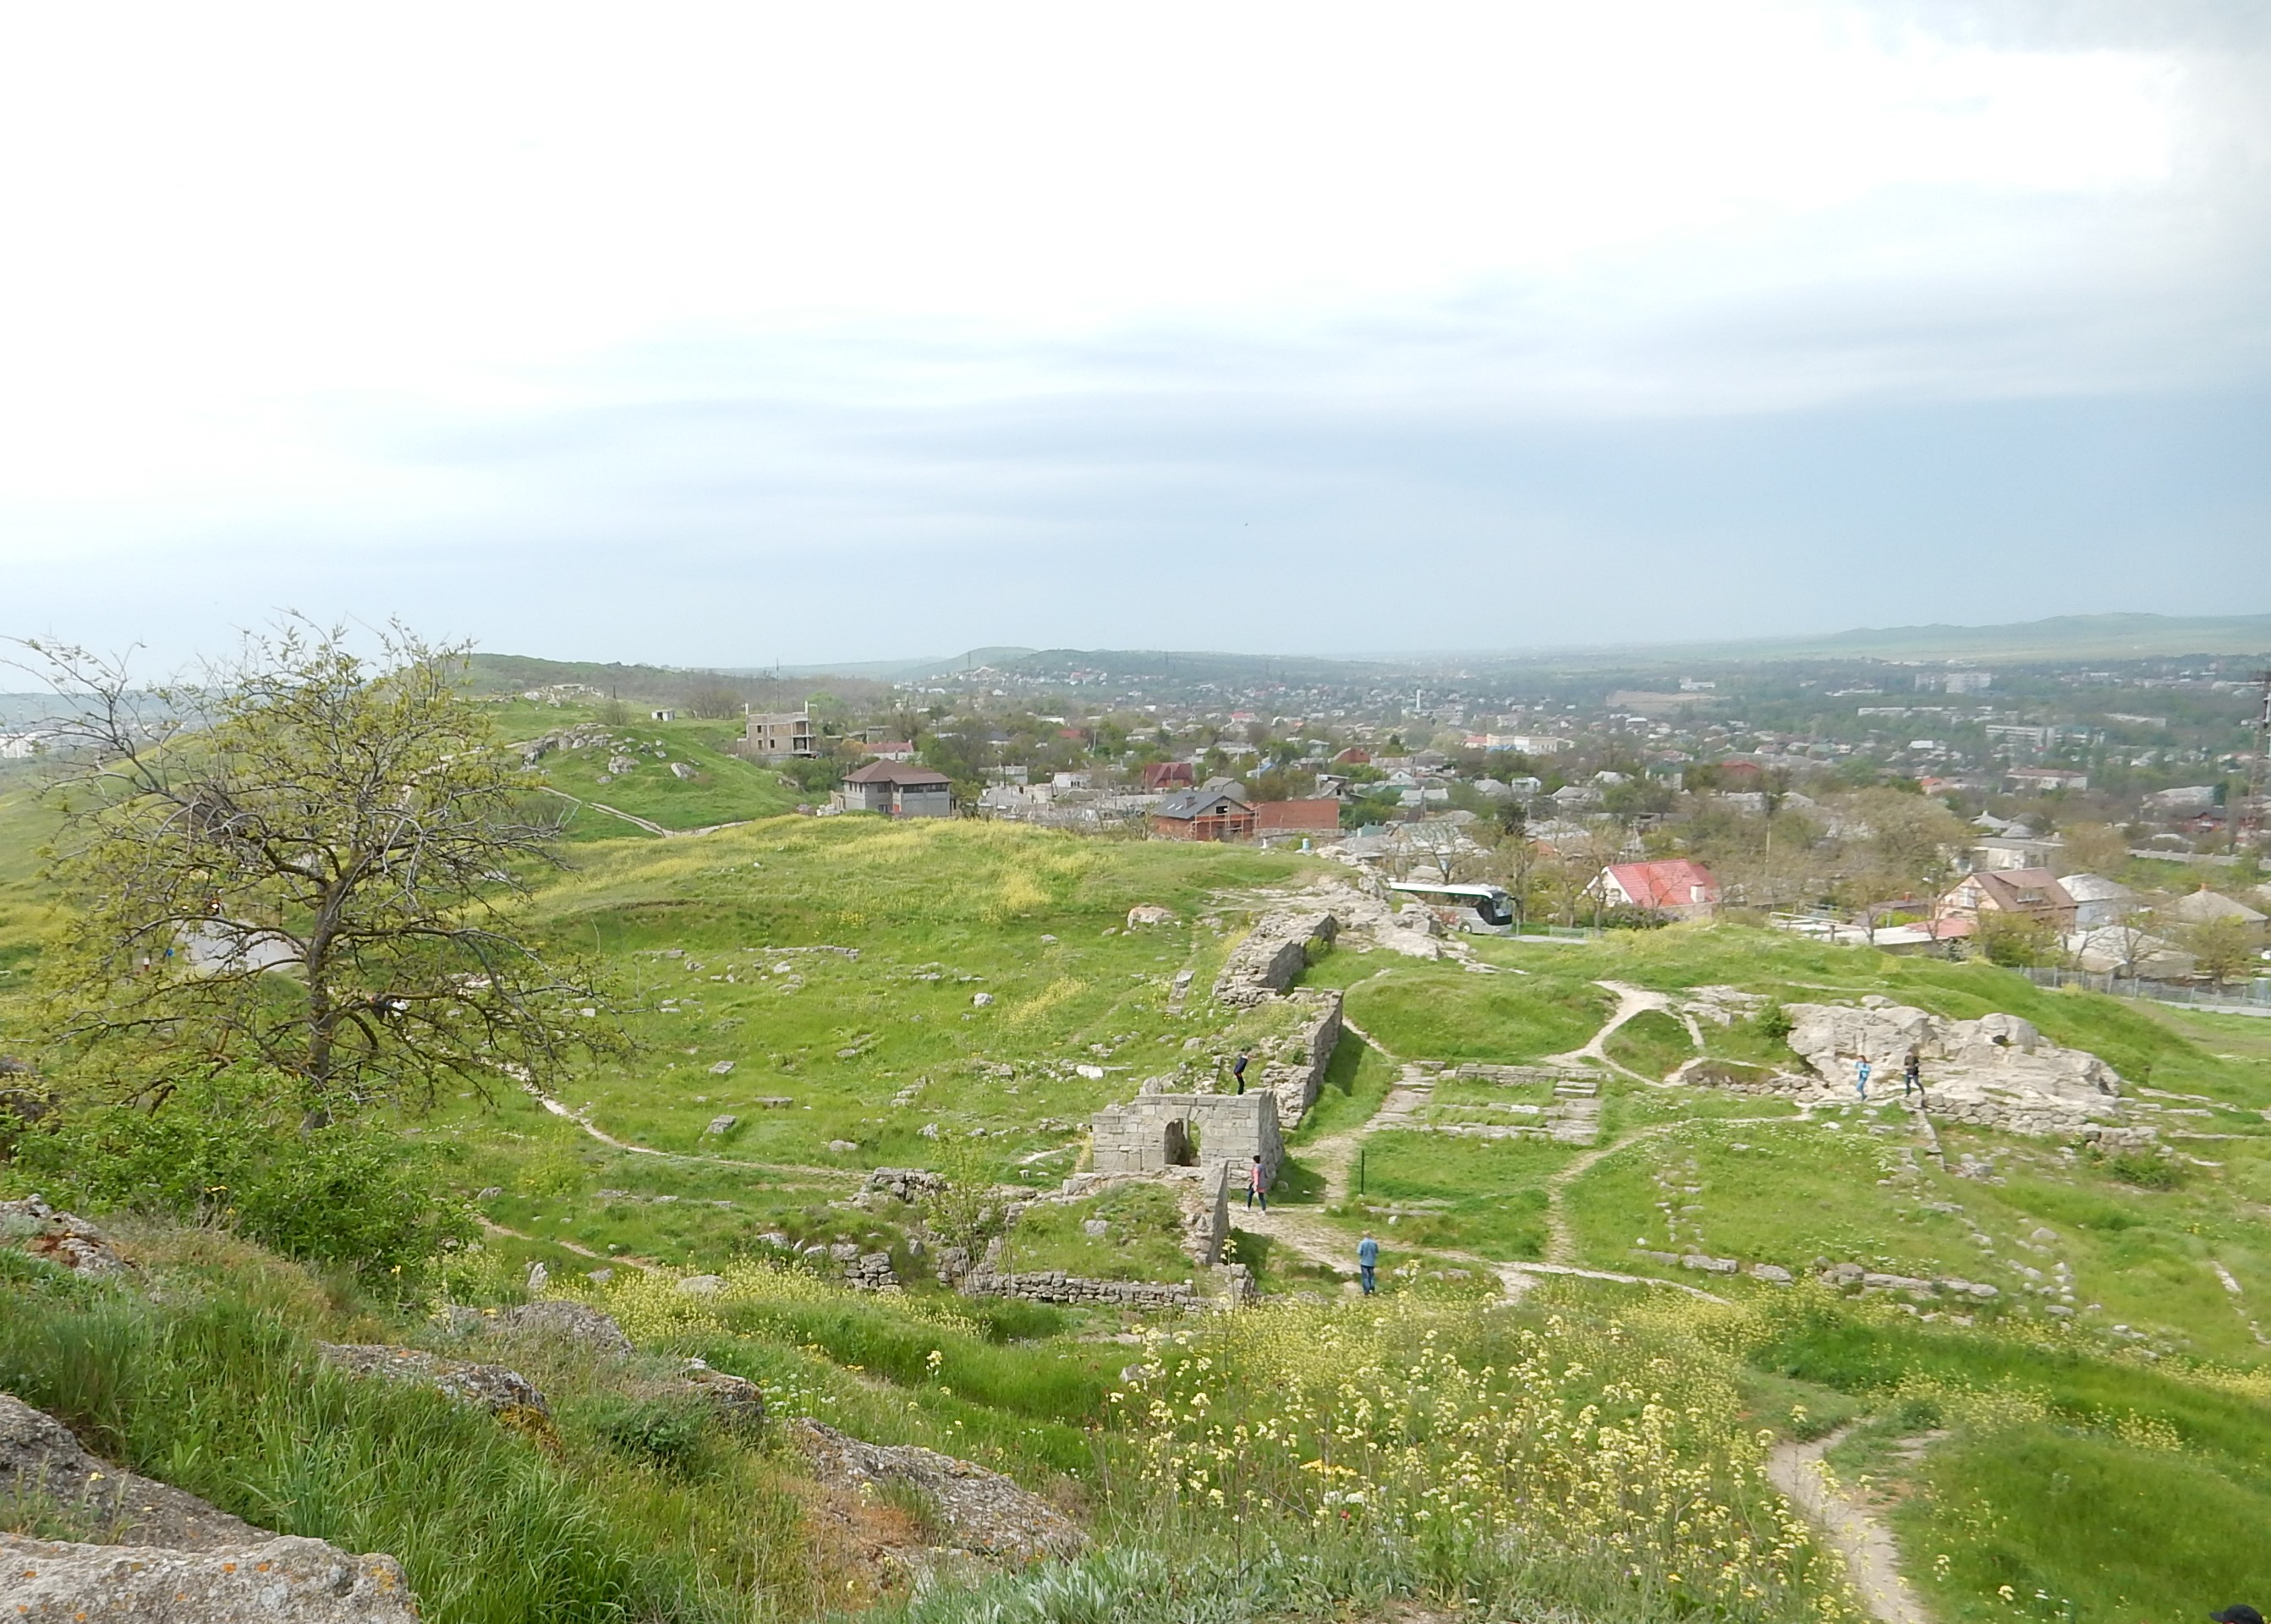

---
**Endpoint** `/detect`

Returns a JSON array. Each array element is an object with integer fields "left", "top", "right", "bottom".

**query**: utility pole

[{"left": 2241, "top": 667, "right": 2271, "bottom": 851}]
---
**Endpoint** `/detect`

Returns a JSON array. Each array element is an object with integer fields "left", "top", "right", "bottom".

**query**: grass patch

[
  {"left": 1003, "top": 1183, "right": 1198, "bottom": 1283},
  {"left": 1339, "top": 1132, "right": 1576, "bottom": 1259},
  {"left": 1603, "top": 1007, "right": 1696, "bottom": 1079}
]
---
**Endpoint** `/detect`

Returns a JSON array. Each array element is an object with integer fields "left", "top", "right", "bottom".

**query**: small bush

[
  {"left": 590, "top": 1396, "right": 710, "bottom": 1472},
  {"left": 1756, "top": 1003, "right": 1794, "bottom": 1045},
  {"left": 2106, "top": 1152, "right": 2179, "bottom": 1190}
]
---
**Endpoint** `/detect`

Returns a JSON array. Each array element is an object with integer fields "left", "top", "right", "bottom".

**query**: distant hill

[{"left": 474, "top": 612, "right": 2271, "bottom": 697}]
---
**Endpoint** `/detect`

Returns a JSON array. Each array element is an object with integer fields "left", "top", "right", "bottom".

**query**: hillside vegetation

[{"left": 4, "top": 785, "right": 2271, "bottom": 1624}]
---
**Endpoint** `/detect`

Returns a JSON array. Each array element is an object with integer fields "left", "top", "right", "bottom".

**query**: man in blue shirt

[{"left": 1358, "top": 1232, "right": 1380, "bottom": 1295}]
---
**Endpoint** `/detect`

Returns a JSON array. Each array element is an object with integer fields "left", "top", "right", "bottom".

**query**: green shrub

[
  {"left": 2105, "top": 1151, "right": 2179, "bottom": 1190},
  {"left": 590, "top": 1396, "right": 710, "bottom": 1472},
  {"left": 3, "top": 1064, "right": 473, "bottom": 1292}
]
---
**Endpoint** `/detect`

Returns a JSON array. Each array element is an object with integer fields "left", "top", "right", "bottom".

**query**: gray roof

[{"left": 1155, "top": 778, "right": 1251, "bottom": 820}]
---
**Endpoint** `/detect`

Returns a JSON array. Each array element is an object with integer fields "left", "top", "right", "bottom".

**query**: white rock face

[
  {"left": 1783, "top": 1002, "right": 2127, "bottom": 1136},
  {"left": 0, "top": 1533, "right": 420, "bottom": 1621}
]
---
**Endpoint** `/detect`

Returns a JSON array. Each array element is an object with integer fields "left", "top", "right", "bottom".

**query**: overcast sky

[{"left": 3, "top": 1, "right": 2266, "bottom": 668}]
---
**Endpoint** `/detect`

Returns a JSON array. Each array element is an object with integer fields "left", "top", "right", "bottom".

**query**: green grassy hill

[{"left": 7, "top": 809, "right": 2271, "bottom": 1624}]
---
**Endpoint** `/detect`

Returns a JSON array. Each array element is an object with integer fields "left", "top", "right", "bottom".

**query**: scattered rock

[
  {"left": 0, "top": 1197, "right": 127, "bottom": 1275},
  {"left": 0, "top": 1394, "right": 266, "bottom": 1550},
  {"left": 788, "top": 1419, "right": 1085, "bottom": 1562},
  {"left": 1125, "top": 905, "right": 1177, "bottom": 927},
  {"left": 315, "top": 1344, "right": 551, "bottom": 1418},
  {"left": 827, "top": 1138, "right": 860, "bottom": 1155},
  {"left": 668, "top": 1358, "right": 766, "bottom": 1426},
  {"left": 1082, "top": 1219, "right": 1111, "bottom": 1238},
  {"left": 475, "top": 1186, "right": 503, "bottom": 1200},
  {"left": 485, "top": 1301, "right": 634, "bottom": 1358},
  {"left": 1747, "top": 1263, "right": 1793, "bottom": 1284},
  {"left": 705, "top": 1114, "right": 738, "bottom": 1135},
  {"left": 670, "top": 761, "right": 697, "bottom": 779},
  {"left": 972, "top": 991, "right": 994, "bottom": 1007},
  {"left": 0, "top": 1533, "right": 420, "bottom": 1621},
  {"left": 709, "top": 1060, "right": 736, "bottom": 1076},
  {"left": 676, "top": 1274, "right": 726, "bottom": 1297}
]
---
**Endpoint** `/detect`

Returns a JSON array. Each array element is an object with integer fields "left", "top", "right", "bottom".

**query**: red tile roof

[{"left": 1604, "top": 859, "right": 1720, "bottom": 911}]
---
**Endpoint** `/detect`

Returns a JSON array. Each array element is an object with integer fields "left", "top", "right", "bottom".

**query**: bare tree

[
  {"left": 687, "top": 683, "right": 744, "bottom": 721},
  {"left": 15, "top": 621, "right": 628, "bottom": 1124}
]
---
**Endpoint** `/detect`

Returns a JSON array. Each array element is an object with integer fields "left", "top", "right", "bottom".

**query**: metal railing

[{"left": 2016, "top": 964, "right": 2271, "bottom": 1012}]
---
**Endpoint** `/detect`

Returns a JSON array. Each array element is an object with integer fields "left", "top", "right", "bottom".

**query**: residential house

[
  {"left": 746, "top": 710, "right": 819, "bottom": 760},
  {"left": 2008, "top": 766, "right": 2089, "bottom": 793},
  {"left": 1151, "top": 779, "right": 1257, "bottom": 842},
  {"left": 1972, "top": 835, "right": 2064, "bottom": 872},
  {"left": 1331, "top": 748, "right": 1372, "bottom": 765},
  {"left": 1141, "top": 761, "right": 1196, "bottom": 791},
  {"left": 860, "top": 738, "right": 917, "bottom": 762},
  {"left": 2057, "top": 873, "right": 2135, "bottom": 930},
  {"left": 1593, "top": 859, "right": 1720, "bottom": 920},
  {"left": 835, "top": 760, "right": 955, "bottom": 818},
  {"left": 1938, "top": 868, "right": 2076, "bottom": 930},
  {"left": 2169, "top": 886, "right": 2268, "bottom": 928}
]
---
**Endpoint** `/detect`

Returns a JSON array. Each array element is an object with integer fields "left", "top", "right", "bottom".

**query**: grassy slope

[
  {"left": 491, "top": 702, "right": 804, "bottom": 837},
  {"left": 11, "top": 806, "right": 2271, "bottom": 1624}
]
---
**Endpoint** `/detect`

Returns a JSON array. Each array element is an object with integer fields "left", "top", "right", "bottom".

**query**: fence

[{"left": 2016, "top": 964, "right": 2271, "bottom": 1013}]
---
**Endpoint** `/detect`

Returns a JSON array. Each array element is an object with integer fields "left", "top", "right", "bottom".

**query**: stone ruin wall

[{"left": 1091, "top": 1090, "right": 1285, "bottom": 1188}]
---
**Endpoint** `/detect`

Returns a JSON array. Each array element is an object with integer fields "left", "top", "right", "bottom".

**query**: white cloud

[{"left": 0, "top": 0, "right": 2263, "bottom": 657}]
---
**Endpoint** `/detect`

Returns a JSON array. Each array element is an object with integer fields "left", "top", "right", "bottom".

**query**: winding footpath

[{"left": 1764, "top": 1427, "right": 1932, "bottom": 1624}]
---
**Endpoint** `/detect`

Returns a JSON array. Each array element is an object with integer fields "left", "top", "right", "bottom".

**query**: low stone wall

[{"left": 960, "top": 1266, "right": 1211, "bottom": 1313}]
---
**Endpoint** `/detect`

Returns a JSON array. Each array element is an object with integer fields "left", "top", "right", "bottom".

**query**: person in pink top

[{"left": 1246, "top": 1154, "right": 1267, "bottom": 1212}]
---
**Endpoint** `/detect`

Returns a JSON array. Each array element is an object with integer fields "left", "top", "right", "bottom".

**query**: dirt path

[
  {"left": 526, "top": 1089, "right": 854, "bottom": 1183},
  {"left": 1539, "top": 979, "right": 1688, "bottom": 1085},
  {"left": 1765, "top": 1426, "right": 1931, "bottom": 1624},
  {"left": 476, "top": 1214, "right": 659, "bottom": 1272},
  {"left": 539, "top": 786, "right": 754, "bottom": 840}
]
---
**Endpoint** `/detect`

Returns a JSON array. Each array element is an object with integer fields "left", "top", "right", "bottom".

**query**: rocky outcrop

[
  {"left": 0, "top": 1393, "right": 422, "bottom": 1619},
  {"left": 0, "top": 1197, "right": 127, "bottom": 1275},
  {"left": 0, "top": 1395, "right": 266, "bottom": 1550},
  {"left": 1772, "top": 1002, "right": 2135, "bottom": 1138},
  {"left": 315, "top": 1343, "right": 550, "bottom": 1418},
  {"left": 666, "top": 1358, "right": 766, "bottom": 1426},
  {"left": 788, "top": 1419, "right": 1085, "bottom": 1562},
  {"left": 0, "top": 1533, "right": 420, "bottom": 1621}
]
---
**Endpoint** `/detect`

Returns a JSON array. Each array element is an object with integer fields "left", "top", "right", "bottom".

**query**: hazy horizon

[{"left": 3, "top": 2, "right": 2268, "bottom": 667}]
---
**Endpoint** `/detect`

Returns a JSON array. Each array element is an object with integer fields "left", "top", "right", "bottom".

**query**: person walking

[
  {"left": 1855, "top": 1056, "right": 1872, "bottom": 1100},
  {"left": 1903, "top": 1051, "right": 1923, "bottom": 1100},
  {"left": 1246, "top": 1154, "right": 1267, "bottom": 1212},
  {"left": 1358, "top": 1231, "right": 1380, "bottom": 1296},
  {"left": 2208, "top": 1605, "right": 2262, "bottom": 1624},
  {"left": 1231, "top": 1050, "right": 1249, "bottom": 1095}
]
